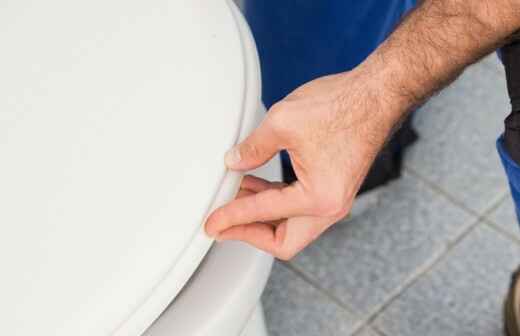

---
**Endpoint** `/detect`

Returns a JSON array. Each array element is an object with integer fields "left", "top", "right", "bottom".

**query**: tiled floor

[{"left": 261, "top": 56, "right": 520, "bottom": 336}]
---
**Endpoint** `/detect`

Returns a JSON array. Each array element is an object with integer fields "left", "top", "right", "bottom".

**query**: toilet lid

[{"left": 0, "top": 1, "right": 246, "bottom": 335}]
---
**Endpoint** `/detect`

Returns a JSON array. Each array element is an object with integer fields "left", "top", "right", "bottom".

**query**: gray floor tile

[
  {"left": 262, "top": 262, "right": 360, "bottom": 336},
  {"left": 488, "top": 195, "right": 520, "bottom": 239},
  {"left": 480, "top": 54, "right": 506, "bottom": 75},
  {"left": 290, "top": 173, "right": 475, "bottom": 316},
  {"left": 374, "top": 225, "right": 520, "bottom": 336},
  {"left": 406, "top": 60, "right": 510, "bottom": 213},
  {"left": 354, "top": 327, "right": 380, "bottom": 336}
]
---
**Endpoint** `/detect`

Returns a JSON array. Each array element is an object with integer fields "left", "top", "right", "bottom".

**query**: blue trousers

[
  {"left": 498, "top": 136, "right": 520, "bottom": 222},
  {"left": 243, "top": 0, "right": 417, "bottom": 184},
  {"left": 243, "top": 0, "right": 416, "bottom": 108}
]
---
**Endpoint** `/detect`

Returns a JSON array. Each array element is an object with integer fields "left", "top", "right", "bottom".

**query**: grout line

[
  {"left": 478, "top": 194, "right": 520, "bottom": 248},
  {"left": 290, "top": 215, "right": 481, "bottom": 336},
  {"left": 482, "top": 192, "right": 510, "bottom": 217},
  {"left": 358, "top": 181, "right": 510, "bottom": 329},
  {"left": 361, "top": 221, "right": 481, "bottom": 326},
  {"left": 404, "top": 165, "right": 508, "bottom": 219},
  {"left": 279, "top": 262, "right": 363, "bottom": 322},
  {"left": 485, "top": 220, "right": 520, "bottom": 246},
  {"left": 403, "top": 167, "right": 481, "bottom": 217},
  {"left": 348, "top": 191, "right": 505, "bottom": 332},
  {"left": 281, "top": 262, "right": 370, "bottom": 334},
  {"left": 345, "top": 179, "right": 509, "bottom": 333},
  {"left": 280, "top": 170, "right": 508, "bottom": 334},
  {"left": 480, "top": 195, "right": 520, "bottom": 249},
  {"left": 352, "top": 326, "right": 387, "bottom": 336},
  {"left": 275, "top": 166, "right": 509, "bottom": 335},
  {"left": 372, "top": 326, "right": 390, "bottom": 336}
]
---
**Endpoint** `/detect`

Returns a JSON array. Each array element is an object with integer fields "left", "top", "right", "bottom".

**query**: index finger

[{"left": 205, "top": 182, "right": 310, "bottom": 237}]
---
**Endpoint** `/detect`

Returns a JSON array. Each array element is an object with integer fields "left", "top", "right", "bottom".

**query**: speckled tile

[
  {"left": 262, "top": 262, "right": 360, "bottom": 336},
  {"left": 480, "top": 54, "right": 505, "bottom": 74},
  {"left": 354, "top": 327, "right": 380, "bottom": 336},
  {"left": 290, "top": 173, "right": 475, "bottom": 317},
  {"left": 374, "top": 225, "right": 520, "bottom": 336},
  {"left": 488, "top": 195, "right": 520, "bottom": 240},
  {"left": 406, "top": 60, "right": 510, "bottom": 214}
]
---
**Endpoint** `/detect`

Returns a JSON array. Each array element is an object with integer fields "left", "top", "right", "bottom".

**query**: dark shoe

[{"left": 504, "top": 267, "right": 520, "bottom": 336}]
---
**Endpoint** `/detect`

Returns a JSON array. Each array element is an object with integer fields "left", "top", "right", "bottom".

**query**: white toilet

[{"left": 0, "top": 1, "right": 278, "bottom": 335}]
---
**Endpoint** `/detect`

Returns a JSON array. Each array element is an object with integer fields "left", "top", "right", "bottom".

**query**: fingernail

[{"left": 225, "top": 147, "right": 241, "bottom": 167}]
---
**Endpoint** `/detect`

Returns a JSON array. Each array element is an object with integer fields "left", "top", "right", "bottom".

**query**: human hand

[
  {"left": 205, "top": 67, "right": 406, "bottom": 260},
  {"left": 204, "top": 0, "right": 520, "bottom": 261}
]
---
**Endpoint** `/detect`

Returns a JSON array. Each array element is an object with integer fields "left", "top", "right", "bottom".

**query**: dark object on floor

[
  {"left": 503, "top": 39, "right": 520, "bottom": 164},
  {"left": 282, "top": 114, "right": 418, "bottom": 194},
  {"left": 504, "top": 266, "right": 520, "bottom": 336},
  {"left": 359, "top": 116, "right": 418, "bottom": 194}
]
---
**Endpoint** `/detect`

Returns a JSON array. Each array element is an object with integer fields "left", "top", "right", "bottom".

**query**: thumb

[{"left": 225, "top": 119, "right": 281, "bottom": 171}]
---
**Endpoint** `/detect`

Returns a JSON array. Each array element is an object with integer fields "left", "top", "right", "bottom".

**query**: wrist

[{"left": 352, "top": 50, "right": 415, "bottom": 131}]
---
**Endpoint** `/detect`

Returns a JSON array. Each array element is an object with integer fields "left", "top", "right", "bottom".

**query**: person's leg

[
  {"left": 500, "top": 133, "right": 520, "bottom": 336},
  {"left": 242, "top": 0, "right": 418, "bottom": 192},
  {"left": 498, "top": 39, "right": 520, "bottom": 336}
]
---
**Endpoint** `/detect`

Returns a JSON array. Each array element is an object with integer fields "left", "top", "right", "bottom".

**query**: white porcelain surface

[
  {"left": 0, "top": 1, "right": 250, "bottom": 335},
  {"left": 144, "top": 237, "right": 274, "bottom": 336},
  {"left": 240, "top": 305, "right": 270, "bottom": 336},
  {"left": 145, "top": 5, "right": 273, "bottom": 335}
]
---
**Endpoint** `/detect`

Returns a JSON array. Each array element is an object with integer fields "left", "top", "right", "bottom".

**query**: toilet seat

[
  {"left": 144, "top": 5, "right": 277, "bottom": 333},
  {"left": 0, "top": 1, "right": 255, "bottom": 335}
]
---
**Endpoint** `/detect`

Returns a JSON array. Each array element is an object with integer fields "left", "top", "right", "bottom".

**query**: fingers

[
  {"left": 235, "top": 188, "right": 254, "bottom": 199},
  {"left": 278, "top": 216, "right": 330, "bottom": 259},
  {"left": 216, "top": 221, "right": 286, "bottom": 255},
  {"left": 241, "top": 175, "right": 287, "bottom": 193},
  {"left": 218, "top": 216, "right": 332, "bottom": 260},
  {"left": 225, "top": 117, "right": 282, "bottom": 171},
  {"left": 205, "top": 182, "right": 309, "bottom": 237}
]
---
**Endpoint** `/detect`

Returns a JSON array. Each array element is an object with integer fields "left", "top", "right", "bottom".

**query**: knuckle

[
  {"left": 274, "top": 241, "right": 301, "bottom": 262},
  {"left": 266, "top": 102, "right": 291, "bottom": 135},
  {"left": 268, "top": 101, "right": 287, "bottom": 117},
  {"left": 275, "top": 248, "right": 297, "bottom": 261},
  {"left": 273, "top": 233, "right": 295, "bottom": 261}
]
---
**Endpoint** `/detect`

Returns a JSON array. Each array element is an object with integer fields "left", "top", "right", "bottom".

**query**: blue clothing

[
  {"left": 243, "top": 0, "right": 416, "bottom": 108},
  {"left": 243, "top": 0, "right": 418, "bottom": 185},
  {"left": 498, "top": 136, "right": 520, "bottom": 223}
]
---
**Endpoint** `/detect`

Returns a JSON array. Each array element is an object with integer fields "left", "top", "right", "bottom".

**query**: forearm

[{"left": 360, "top": 0, "right": 520, "bottom": 125}]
